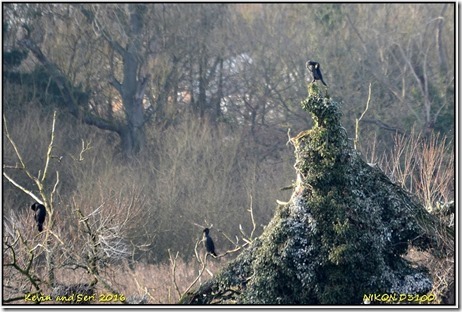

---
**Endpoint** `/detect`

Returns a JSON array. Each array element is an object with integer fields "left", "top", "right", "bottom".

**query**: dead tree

[{"left": 179, "top": 84, "right": 453, "bottom": 304}]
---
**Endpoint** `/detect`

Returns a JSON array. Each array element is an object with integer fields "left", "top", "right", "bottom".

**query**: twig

[
  {"left": 79, "top": 139, "right": 92, "bottom": 161},
  {"left": 168, "top": 249, "right": 182, "bottom": 299},
  {"left": 181, "top": 254, "right": 209, "bottom": 297},
  {"left": 2, "top": 173, "right": 42, "bottom": 204},
  {"left": 41, "top": 111, "right": 57, "bottom": 183},
  {"left": 248, "top": 195, "right": 256, "bottom": 240},
  {"left": 3, "top": 115, "right": 40, "bottom": 189},
  {"left": 354, "top": 82, "right": 372, "bottom": 150}
]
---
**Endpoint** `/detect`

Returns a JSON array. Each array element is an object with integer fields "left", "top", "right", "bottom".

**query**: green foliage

[{"left": 296, "top": 95, "right": 349, "bottom": 190}]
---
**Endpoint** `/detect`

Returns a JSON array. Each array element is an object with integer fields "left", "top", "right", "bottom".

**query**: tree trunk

[
  {"left": 113, "top": 5, "right": 148, "bottom": 155},
  {"left": 436, "top": 4, "right": 448, "bottom": 73},
  {"left": 84, "top": 4, "right": 150, "bottom": 156},
  {"left": 119, "top": 50, "right": 146, "bottom": 155},
  {"left": 19, "top": 5, "right": 151, "bottom": 157}
]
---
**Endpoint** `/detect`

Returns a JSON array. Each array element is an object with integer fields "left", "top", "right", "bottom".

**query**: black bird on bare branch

[
  {"left": 31, "top": 202, "right": 46, "bottom": 232},
  {"left": 203, "top": 228, "right": 217, "bottom": 257}
]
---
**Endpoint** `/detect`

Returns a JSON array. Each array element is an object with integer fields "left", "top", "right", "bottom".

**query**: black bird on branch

[
  {"left": 31, "top": 202, "right": 46, "bottom": 232},
  {"left": 203, "top": 228, "right": 217, "bottom": 257},
  {"left": 306, "top": 60, "right": 327, "bottom": 86}
]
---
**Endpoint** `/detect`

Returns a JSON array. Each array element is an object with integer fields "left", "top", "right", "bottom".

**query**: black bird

[
  {"left": 306, "top": 60, "right": 327, "bottom": 86},
  {"left": 203, "top": 228, "right": 217, "bottom": 257},
  {"left": 31, "top": 202, "right": 46, "bottom": 232}
]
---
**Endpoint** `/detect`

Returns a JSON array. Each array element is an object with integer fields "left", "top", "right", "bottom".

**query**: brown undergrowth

[
  {"left": 364, "top": 130, "right": 455, "bottom": 305},
  {"left": 3, "top": 258, "right": 228, "bottom": 305}
]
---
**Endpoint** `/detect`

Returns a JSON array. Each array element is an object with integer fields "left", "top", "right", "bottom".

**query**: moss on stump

[{"left": 179, "top": 91, "right": 444, "bottom": 304}]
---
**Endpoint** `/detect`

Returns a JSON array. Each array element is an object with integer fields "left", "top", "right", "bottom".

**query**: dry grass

[
  {"left": 113, "top": 258, "right": 227, "bottom": 304},
  {"left": 2, "top": 102, "right": 287, "bottom": 304},
  {"left": 3, "top": 256, "right": 228, "bottom": 305},
  {"left": 404, "top": 248, "right": 454, "bottom": 304},
  {"left": 3, "top": 90, "right": 454, "bottom": 305},
  {"left": 367, "top": 130, "right": 455, "bottom": 305},
  {"left": 376, "top": 129, "right": 454, "bottom": 210}
]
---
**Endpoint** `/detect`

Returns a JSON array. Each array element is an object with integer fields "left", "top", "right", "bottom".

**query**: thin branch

[
  {"left": 41, "top": 111, "right": 57, "bottom": 183},
  {"left": 109, "top": 77, "right": 123, "bottom": 94},
  {"left": 50, "top": 171, "right": 60, "bottom": 207},
  {"left": 248, "top": 195, "right": 257, "bottom": 240},
  {"left": 215, "top": 242, "right": 249, "bottom": 258},
  {"left": 3, "top": 115, "right": 39, "bottom": 186},
  {"left": 168, "top": 249, "right": 182, "bottom": 299},
  {"left": 396, "top": 42, "right": 429, "bottom": 112},
  {"left": 361, "top": 118, "right": 404, "bottom": 135},
  {"left": 4, "top": 229, "right": 42, "bottom": 294},
  {"left": 193, "top": 237, "right": 201, "bottom": 264},
  {"left": 2, "top": 173, "right": 42, "bottom": 204},
  {"left": 354, "top": 82, "right": 372, "bottom": 150},
  {"left": 75, "top": 207, "right": 100, "bottom": 276},
  {"left": 181, "top": 254, "right": 209, "bottom": 298}
]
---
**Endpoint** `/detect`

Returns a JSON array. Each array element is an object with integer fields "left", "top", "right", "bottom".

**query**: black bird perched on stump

[
  {"left": 31, "top": 202, "right": 46, "bottom": 232},
  {"left": 203, "top": 228, "right": 217, "bottom": 257},
  {"left": 306, "top": 60, "right": 327, "bottom": 86}
]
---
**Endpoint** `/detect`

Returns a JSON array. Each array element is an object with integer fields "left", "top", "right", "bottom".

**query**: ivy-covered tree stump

[{"left": 180, "top": 86, "right": 443, "bottom": 304}]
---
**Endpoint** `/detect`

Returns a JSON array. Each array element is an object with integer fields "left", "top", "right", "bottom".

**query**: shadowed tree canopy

[{"left": 179, "top": 84, "right": 452, "bottom": 304}]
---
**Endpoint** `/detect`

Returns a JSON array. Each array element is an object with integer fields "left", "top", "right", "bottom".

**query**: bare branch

[
  {"left": 181, "top": 253, "right": 209, "bottom": 298},
  {"left": 41, "top": 111, "right": 57, "bottom": 183},
  {"left": 3, "top": 115, "right": 40, "bottom": 188},
  {"left": 79, "top": 139, "right": 92, "bottom": 161},
  {"left": 168, "top": 249, "right": 182, "bottom": 299},
  {"left": 3, "top": 227, "right": 43, "bottom": 300},
  {"left": 436, "top": 4, "right": 448, "bottom": 72},
  {"left": 361, "top": 118, "right": 404, "bottom": 135},
  {"left": 109, "top": 77, "right": 123, "bottom": 94},
  {"left": 2, "top": 173, "right": 42, "bottom": 204},
  {"left": 248, "top": 195, "right": 257, "bottom": 240},
  {"left": 354, "top": 82, "right": 372, "bottom": 150},
  {"left": 18, "top": 36, "right": 121, "bottom": 134}
]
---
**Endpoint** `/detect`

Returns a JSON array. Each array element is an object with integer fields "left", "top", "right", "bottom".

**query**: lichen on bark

[{"left": 180, "top": 87, "right": 440, "bottom": 305}]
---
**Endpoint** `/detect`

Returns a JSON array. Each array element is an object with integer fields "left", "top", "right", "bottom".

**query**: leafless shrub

[
  {"left": 51, "top": 283, "right": 95, "bottom": 304},
  {"left": 134, "top": 116, "right": 290, "bottom": 261},
  {"left": 2, "top": 111, "right": 147, "bottom": 303},
  {"left": 367, "top": 129, "right": 454, "bottom": 304},
  {"left": 373, "top": 129, "right": 454, "bottom": 213},
  {"left": 3, "top": 95, "right": 294, "bottom": 304}
]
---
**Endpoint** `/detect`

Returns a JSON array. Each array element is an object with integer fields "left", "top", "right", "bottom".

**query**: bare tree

[
  {"left": 6, "top": 4, "right": 154, "bottom": 156},
  {"left": 2, "top": 112, "right": 146, "bottom": 303},
  {"left": 343, "top": 4, "right": 454, "bottom": 135},
  {"left": 83, "top": 4, "right": 150, "bottom": 154}
]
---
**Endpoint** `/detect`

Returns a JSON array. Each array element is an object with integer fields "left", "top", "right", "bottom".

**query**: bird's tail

[
  {"left": 321, "top": 79, "right": 328, "bottom": 87},
  {"left": 38, "top": 223, "right": 43, "bottom": 232}
]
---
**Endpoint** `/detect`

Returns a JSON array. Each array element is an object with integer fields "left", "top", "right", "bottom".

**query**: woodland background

[{"left": 2, "top": 3, "right": 454, "bottom": 304}]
